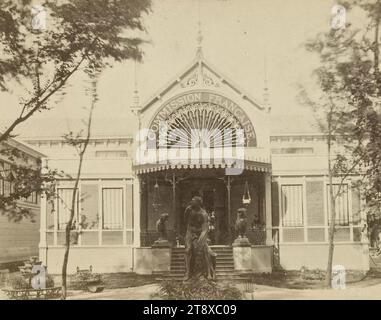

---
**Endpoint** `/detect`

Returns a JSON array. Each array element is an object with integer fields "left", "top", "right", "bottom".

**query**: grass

[
  {"left": 67, "top": 272, "right": 156, "bottom": 290},
  {"left": 249, "top": 269, "right": 370, "bottom": 290},
  {"left": 1, "top": 269, "right": 375, "bottom": 292}
]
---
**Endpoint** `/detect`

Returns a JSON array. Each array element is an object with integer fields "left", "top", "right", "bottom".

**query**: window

[
  {"left": 80, "top": 184, "right": 99, "bottom": 229},
  {"left": 271, "top": 147, "right": 314, "bottom": 155},
  {"left": 0, "top": 162, "right": 4, "bottom": 195},
  {"left": 102, "top": 188, "right": 123, "bottom": 230},
  {"left": 3, "top": 162, "right": 11, "bottom": 196},
  {"left": 281, "top": 185, "right": 304, "bottom": 227},
  {"left": 57, "top": 188, "right": 78, "bottom": 230},
  {"left": 95, "top": 150, "right": 128, "bottom": 158},
  {"left": 25, "top": 191, "right": 38, "bottom": 204},
  {"left": 327, "top": 184, "right": 349, "bottom": 226}
]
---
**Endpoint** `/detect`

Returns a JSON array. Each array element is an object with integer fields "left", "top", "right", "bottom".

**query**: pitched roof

[{"left": 141, "top": 48, "right": 266, "bottom": 113}]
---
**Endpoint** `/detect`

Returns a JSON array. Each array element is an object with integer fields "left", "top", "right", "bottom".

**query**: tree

[
  {"left": 299, "top": 58, "right": 361, "bottom": 287},
  {"left": 305, "top": 0, "right": 381, "bottom": 286},
  {"left": 59, "top": 73, "right": 98, "bottom": 300},
  {"left": 0, "top": 144, "right": 59, "bottom": 222},
  {"left": 0, "top": 0, "right": 151, "bottom": 220}
]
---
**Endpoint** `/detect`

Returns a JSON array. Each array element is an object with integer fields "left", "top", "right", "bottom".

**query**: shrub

[
  {"left": 299, "top": 266, "right": 325, "bottom": 281},
  {"left": 5, "top": 273, "right": 55, "bottom": 290},
  {"left": 154, "top": 278, "right": 243, "bottom": 300},
  {"left": 71, "top": 270, "right": 103, "bottom": 290},
  {"left": 6, "top": 274, "right": 29, "bottom": 290},
  {"left": 45, "top": 275, "right": 55, "bottom": 288}
]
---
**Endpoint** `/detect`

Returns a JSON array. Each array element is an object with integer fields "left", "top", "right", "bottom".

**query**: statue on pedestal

[
  {"left": 233, "top": 208, "right": 251, "bottom": 246},
  {"left": 184, "top": 196, "right": 216, "bottom": 281},
  {"left": 153, "top": 213, "right": 170, "bottom": 247}
]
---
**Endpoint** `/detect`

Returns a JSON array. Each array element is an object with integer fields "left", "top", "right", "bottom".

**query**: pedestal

[
  {"left": 233, "top": 243, "right": 252, "bottom": 271},
  {"left": 152, "top": 239, "right": 171, "bottom": 248},
  {"left": 152, "top": 247, "right": 171, "bottom": 273},
  {"left": 232, "top": 236, "right": 251, "bottom": 247}
]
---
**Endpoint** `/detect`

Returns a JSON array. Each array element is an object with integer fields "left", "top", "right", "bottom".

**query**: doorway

[{"left": 178, "top": 178, "right": 228, "bottom": 245}]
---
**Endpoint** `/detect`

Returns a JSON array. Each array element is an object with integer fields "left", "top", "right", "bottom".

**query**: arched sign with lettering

[{"left": 149, "top": 91, "right": 256, "bottom": 147}]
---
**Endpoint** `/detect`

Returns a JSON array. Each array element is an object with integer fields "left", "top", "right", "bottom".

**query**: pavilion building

[{"left": 24, "top": 48, "right": 369, "bottom": 275}]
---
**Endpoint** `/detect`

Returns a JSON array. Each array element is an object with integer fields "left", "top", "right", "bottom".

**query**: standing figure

[{"left": 184, "top": 196, "right": 216, "bottom": 281}]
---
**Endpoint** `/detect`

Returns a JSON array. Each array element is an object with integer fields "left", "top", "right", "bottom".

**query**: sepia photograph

[{"left": 0, "top": 0, "right": 380, "bottom": 305}]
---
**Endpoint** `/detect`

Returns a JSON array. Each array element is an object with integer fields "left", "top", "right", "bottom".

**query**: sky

[{"left": 0, "top": 0, "right": 343, "bottom": 138}]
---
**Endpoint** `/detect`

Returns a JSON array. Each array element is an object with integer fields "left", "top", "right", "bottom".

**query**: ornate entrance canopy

[{"left": 148, "top": 91, "right": 257, "bottom": 148}]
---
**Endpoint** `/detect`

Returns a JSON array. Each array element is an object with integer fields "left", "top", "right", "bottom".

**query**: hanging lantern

[
  {"left": 152, "top": 179, "right": 162, "bottom": 212},
  {"left": 242, "top": 180, "right": 251, "bottom": 205}
]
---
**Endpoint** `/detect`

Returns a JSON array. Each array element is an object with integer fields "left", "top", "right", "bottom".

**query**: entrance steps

[{"left": 157, "top": 246, "right": 252, "bottom": 281}]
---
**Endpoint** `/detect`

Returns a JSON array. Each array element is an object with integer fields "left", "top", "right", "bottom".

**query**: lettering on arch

[{"left": 149, "top": 91, "right": 257, "bottom": 147}]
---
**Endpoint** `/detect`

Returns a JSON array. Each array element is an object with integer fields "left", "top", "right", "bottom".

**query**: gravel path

[{"left": 2, "top": 281, "right": 381, "bottom": 300}]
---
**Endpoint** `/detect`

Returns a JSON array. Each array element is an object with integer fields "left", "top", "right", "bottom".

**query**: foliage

[
  {"left": 5, "top": 273, "right": 54, "bottom": 290},
  {"left": 45, "top": 274, "right": 55, "bottom": 288},
  {"left": 306, "top": 0, "right": 381, "bottom": 217},
  {"left": 0, "top": 0, "right": 151, "bottom": 142},
  {"left": 5, "top": 274, "right": 29, "bottom": 290},
  {"left": 72, "top": 270, "right": 103, "bottom": 291},
  {"left": 154, "top": 279, "right": 243, "bottom": 300},
  {"left": 299, "top": 267, "right": 325, "bottom": 281},
  {"left": 0, "top": 149, "right": 61, "bottom": 221},
  {"left": 303, "top": 0, "right": 381, "bottom": 286},
  {"left": 0, "top": 0, "right": 151, "bottom": 221}
]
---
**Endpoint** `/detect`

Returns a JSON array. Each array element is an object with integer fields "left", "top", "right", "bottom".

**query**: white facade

[{"left": 23, "top": 51, "right": 369, "bottom": 274}]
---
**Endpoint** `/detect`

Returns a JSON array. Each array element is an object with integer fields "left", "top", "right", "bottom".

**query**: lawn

[{"left": 249, "top": 269, "right": 370, "bottom": 289}]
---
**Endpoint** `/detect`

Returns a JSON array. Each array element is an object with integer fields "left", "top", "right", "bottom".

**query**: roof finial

[
  {"left": 196, "top": 0, "right": 203, "bottom": 59},
  {"left": 130, "top": 59, "right": 141, "bottom": 115},
  {"left": 263, "top": 49, "right": 271, "bottom": 113}
]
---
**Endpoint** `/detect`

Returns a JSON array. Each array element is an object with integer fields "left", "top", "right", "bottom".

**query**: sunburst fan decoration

[{"left": 158, "top": 102, "right": 246, "bottom": 148}]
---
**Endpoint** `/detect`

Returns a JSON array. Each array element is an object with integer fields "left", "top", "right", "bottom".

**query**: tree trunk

[
  {"left": 326, "top": 163, "right": 336, "bottom": 287},
  {"left": 325, "top": 119, "right": 336, "bottom": 288},
  {"left": 61, "top": 220, "right": 73, "bottom": 299},
  {"left": 60, "top": 85, "right": 95, "bottom": 299},
  {"left": 61, "top": 181, "right": 80, "bottom": 300}
]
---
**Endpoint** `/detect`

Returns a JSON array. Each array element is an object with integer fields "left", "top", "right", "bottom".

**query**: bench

[
  {"left": 75, "top": 266, "right": 105, "bottom": 293},
  {"left": 2, "top": 287, "right": 62, "bottom": 300}
]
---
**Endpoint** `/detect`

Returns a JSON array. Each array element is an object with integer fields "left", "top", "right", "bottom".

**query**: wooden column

[
  {"left": 227, "top": 175, "right": 232, "bottom": 242},
  {"left": 133, "top": 176, "right": 141, "bottom": 247},
  {"left": 264, "top": 172, "right": 273, "bottom": 245},
  {"left": 39, "top": 193, "right": 47, "bottom": 265},
  {"left": 172, "top": 172, "right": 178, "bottom": 238}
]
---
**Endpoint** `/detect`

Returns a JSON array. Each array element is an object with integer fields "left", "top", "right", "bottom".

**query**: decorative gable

[
  {"left": 140, "top": 50, "right": 266, "bottom": 114},
  {"left": 180, "top": 62, "right": 220, "bottom": 89}
]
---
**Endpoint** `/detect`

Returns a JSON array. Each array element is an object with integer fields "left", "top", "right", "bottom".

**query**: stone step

[
  {"left": 216, "top": 257, "right": 234, "bottom": 261},
  {"left": 171, "top": 248, "right": 233, "bottom": 252},
  {"left": 166, "top": 271, "right": 236, "bottom": 276},
  {"left": 171, "top": 254, "right": 233, "bottom": 258},
  {"left": 170, "top": 266, "right": 234, "bottom": 272},
  {"left": 170, "top": 265, "right": 234, "bottom": 270},
  {"left": 171, "top": 265, "right": 185, "bottom": 269},
  {"left": 171, "top": 261, "right": 234, "bottom": 266},
  {"left": 168, "top": 246, "right": 238, "bottom": 281},
  {"left": 216, "top": 262, "right": 234, "bottom": 266},
  {"left": 157, "top": 274, "right": 252, "bottom": 282}
]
